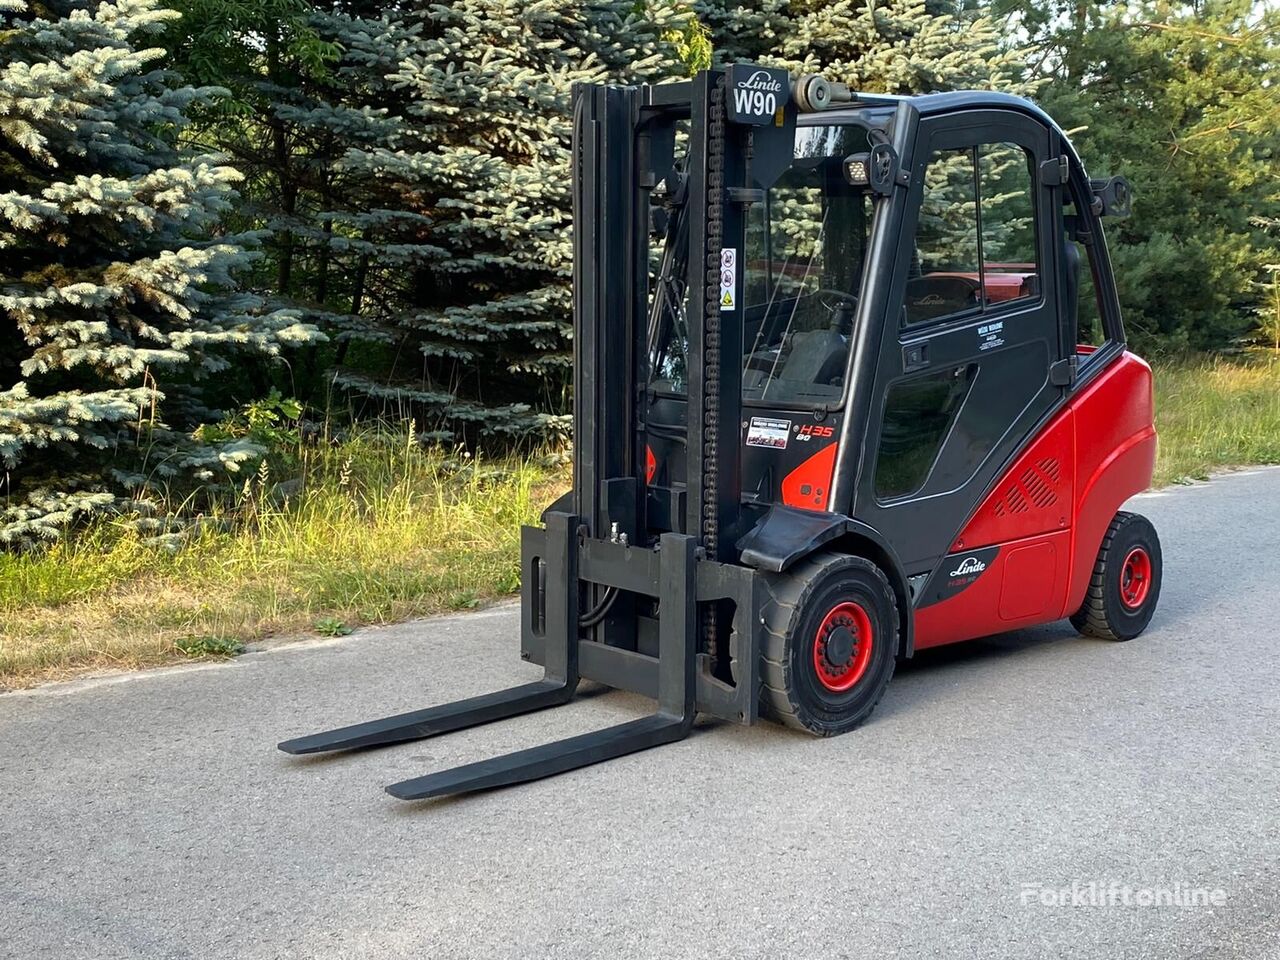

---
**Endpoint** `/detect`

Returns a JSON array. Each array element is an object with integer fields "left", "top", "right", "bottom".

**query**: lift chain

[{"left": 700, "top": 75, "right": 726, "bottom": 665}]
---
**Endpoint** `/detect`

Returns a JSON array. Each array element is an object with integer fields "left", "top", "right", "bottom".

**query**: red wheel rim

[
  {"left": 1119, "top": 547, "right": 1152, "bottom": 609},
  {"left": 813, "top": 601, "right": 874, "bottom": 693}
]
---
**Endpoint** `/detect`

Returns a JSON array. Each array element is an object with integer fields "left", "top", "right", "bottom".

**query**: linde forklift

[{"left": 280, "top": 65, "right": 1162, "bottom": 800}]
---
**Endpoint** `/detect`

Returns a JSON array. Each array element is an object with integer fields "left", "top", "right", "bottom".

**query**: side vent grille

[
  {"left": 991, "top": 457, "right": 1061, "bottom": 519},
  {"left": 1021, "top": 467, "right": 1057, "bottom": 508}
]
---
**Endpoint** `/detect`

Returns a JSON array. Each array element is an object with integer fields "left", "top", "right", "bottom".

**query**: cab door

[{"left": 853, "top": 108, "right": 1067, "bottom": 574}]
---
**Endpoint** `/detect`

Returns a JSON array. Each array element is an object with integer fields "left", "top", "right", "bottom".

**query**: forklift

[{"left": 280, "top": 65, "right": 1162, "bottom": 800}]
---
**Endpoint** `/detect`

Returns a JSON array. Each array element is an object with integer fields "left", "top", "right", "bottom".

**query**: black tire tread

[
  {"left": 759, "top": 553, "right": 897, "bottom": 734},
  {"left": 1070, "top": 510, "right": 1154, "bottom": 641}
]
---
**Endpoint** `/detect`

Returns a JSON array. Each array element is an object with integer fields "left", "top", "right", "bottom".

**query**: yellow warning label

[{"left": 719, "top": 247, "right": 737, "bottom": 312}]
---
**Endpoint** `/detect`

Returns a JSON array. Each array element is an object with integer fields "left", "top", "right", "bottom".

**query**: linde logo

[
  {"left": 734, "top": 70, "right": 782, "bottom": 116},
  {"left": 739, "top": 70, "right": 784, "bottom": 93},
  {"left": 949, "top": 556, "right": 987, "bottom": 578}
]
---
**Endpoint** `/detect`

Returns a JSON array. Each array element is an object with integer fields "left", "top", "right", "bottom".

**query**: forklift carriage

[{"left": 280, "top": 65, "right": 1163, "bottom": 800}]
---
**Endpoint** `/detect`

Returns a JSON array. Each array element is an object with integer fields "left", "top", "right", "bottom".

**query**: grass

[
  {"left": 1, "top": 355, "right": 1277, "bottom": 689},
  {"left": 0, "top": 429, "right": 569, "bottom": 688},
  {"left": 1152, "top": 353, "right": 1280, "bottom": 485}
]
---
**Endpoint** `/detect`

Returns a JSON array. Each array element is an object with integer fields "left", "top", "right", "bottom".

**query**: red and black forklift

[{"left": 280, "top": 65, "right": 1163, "bottom": 799}]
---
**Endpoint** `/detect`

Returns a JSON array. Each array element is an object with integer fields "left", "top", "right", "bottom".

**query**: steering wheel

[
  {"left": 814, "top": 288, "right": 859, "bottom": 312},
  {"left": 813, "top": 288, "right": 859, "bottom": 335}
]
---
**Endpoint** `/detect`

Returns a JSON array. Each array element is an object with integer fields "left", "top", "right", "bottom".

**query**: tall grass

[
  {"left": 1153, "top": 354, "right": 1280, "bottom": 485},
  {"left": 1, "top": 356, "right": 1276, "bottom": 688},
  {"left": 0, "top": 427, "right": 568, "bottom": 687}
]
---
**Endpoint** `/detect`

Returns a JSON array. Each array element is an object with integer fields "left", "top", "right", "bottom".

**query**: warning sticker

[
  {"left": 719, "top": 247, "right": 737, "bottom": 311},
  {"left": 978, "top": 320, "right": 1005, "bottom": 352},
  {"left": 746, "top": 416, "right": 791, "bottom": 449}
]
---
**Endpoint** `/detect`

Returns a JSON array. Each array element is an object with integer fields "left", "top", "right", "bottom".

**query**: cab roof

[{"left": 802, "top": 90, "right": 1086, "bottom": 177}]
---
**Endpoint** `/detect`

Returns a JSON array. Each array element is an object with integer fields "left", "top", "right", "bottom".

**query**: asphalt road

[{"left": 2, "top": 468, "right": 1279, "bottom": 960}]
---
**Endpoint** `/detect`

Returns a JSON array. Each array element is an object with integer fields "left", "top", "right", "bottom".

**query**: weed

[
  {"left": 314, "top": 617, "right": 353, "bottom": 637},
  {"left": 448, "top": 591, "right": 483, "bottom": 611},
  {"left": 176, "top": 635, "right": 246, "bottom": 659}
]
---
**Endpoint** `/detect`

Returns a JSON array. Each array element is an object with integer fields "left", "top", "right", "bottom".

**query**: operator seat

[{"left": 780, "top": 329, "right": 847, "bottom": 386}]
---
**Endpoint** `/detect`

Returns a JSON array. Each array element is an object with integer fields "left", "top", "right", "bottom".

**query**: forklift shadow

[
  {"left": 894, "top": 621, "right": 1080, "bottom": 678},
  {"left": 384, "top": 631, "right": 1088, "bottom": 807},
  {"left": 864, "top": 622, "right": 1087, "bottom": 724},
  {"left": 693, "top": 623, "right": 1090, "bottom": 754}
]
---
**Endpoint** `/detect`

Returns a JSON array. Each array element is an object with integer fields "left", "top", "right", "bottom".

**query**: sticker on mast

[{"left": 720, "top": 247, "right": 737, "bottom": 311}]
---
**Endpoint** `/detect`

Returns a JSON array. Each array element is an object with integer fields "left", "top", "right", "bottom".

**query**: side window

[
  {"left": 874, "top": 365, "right": 975, "bottom": 500},
  {"left": 1064, "top": 194, "right": 1106, "bottom": 351},
  {"left": 907, "top": 148, "right": 980, "bottom": 324},
  {"left": 978, "top": 143, "right": 1038, "bottom": 292},
  {"left": 904, "top": 142, "right": 1040, "bottom": 326}
]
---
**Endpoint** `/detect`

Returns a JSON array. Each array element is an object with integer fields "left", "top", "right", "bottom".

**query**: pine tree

[
  {"left": 321, "top": 1, "right": 691, "bottom": 441},
  {"left": 0, "top": 0, "right": 317, "bottom": 546},
  {"left": 696, "top": 0, "right": 1032, "bottom": 96},
  {"left": 258, "top": 7, "right": 447, "bottom": 428},
  {"left": 1026, "top": 0, "right": 1280, "bottom": 350}
]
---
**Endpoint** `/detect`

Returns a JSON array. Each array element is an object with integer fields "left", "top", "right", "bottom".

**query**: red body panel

[
  {"left": 782, "top": 442, "right": 837, "bottom": 511},
  {"left": 950, "top": 410, "right": 1075, "bottom": 553},
  {"left": 914, "top": 352, "right": 1156, "bottom": 649},
  {"left": 1063, "top": 370, "right": 1157, "bottom": 616},
  {"left": 915, "top": 530, "right": 1070, "bottom": 649}
]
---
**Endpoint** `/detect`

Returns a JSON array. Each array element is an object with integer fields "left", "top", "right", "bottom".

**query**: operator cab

[{"left": 644, "top": 87, "right": 1130, "bottom": 564}]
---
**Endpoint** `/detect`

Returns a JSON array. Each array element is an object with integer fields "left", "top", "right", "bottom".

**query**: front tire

[
  {"left": 1071, "top": 511, "right": 1162, "bottom": 641},
  {"left": 760, "top": 553, "right": 899, "bottom": 736}
]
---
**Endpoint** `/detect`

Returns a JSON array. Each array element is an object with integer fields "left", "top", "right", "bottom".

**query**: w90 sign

[{"left": 726, "top": 65, "right": 790, "bottom": 125}]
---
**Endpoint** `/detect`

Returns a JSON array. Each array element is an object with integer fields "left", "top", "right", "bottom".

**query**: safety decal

[
  {"left": 746, "top": 416, "right": 790, "bottom": 449},
  {"left": 978, "top": 320, "right": 1005, "bottom": 352},
  {"left": 720, "top": 247, "right": 737, "bottom": 311}
]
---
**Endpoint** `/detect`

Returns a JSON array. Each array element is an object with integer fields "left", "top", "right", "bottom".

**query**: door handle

[{"left": 903, "top": 342, "right": 929, "bottom": 372}]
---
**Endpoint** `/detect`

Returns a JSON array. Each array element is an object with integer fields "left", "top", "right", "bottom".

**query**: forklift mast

[{"left": 572, "top": 66, "right": 800, "bottom": 560}]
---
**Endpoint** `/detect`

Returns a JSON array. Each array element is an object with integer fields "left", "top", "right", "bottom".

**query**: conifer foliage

[
  {"left": 697, "top": 0, "right": 1029, "bottom": 95},
  {"left": 175, "top": 2, "right": 692, "bottom": 441},
  {"left": 0, "top": 0, "right": 316, "bottom": 545},
  {"left": 320, "top": 1, "right": 690, "bottom": 440}
]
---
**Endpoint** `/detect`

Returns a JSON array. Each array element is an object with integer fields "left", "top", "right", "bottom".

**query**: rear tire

[
  {"left": 1070, "top": 511, "right": 1162, "bottom": 641},
  {"left": 760, "top": 553, "right": 898, "bottom": 736}
]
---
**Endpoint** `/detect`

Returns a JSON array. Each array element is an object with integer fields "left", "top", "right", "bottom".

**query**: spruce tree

[
  {"left": 261, "top": 8, "right": 446, "bottom": 427},
  {"left": 0, "top": 0, "right": 316, "bottom": 546},
  {"left": 323, "top": 1, "right": 691, "bottom": 441},
  {"left": 696, "top": 0, "right": 1031, "bottom": 95}
]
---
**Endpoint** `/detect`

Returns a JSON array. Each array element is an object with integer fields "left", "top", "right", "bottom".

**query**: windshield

[{"left": 648, "top": 121, "right": 876, "bottom": 407}]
